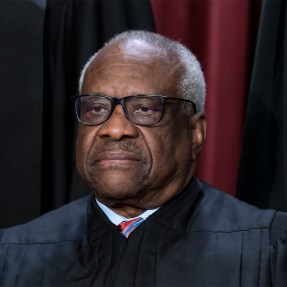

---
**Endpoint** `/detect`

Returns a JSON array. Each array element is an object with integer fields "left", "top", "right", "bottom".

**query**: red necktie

[{"left": 118, "top": 217, "right": 144, "bottom": 238}]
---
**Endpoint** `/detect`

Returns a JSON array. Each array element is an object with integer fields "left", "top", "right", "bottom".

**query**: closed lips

[{"left": 95, "top": 152, "right": 140, "bottom": 162}]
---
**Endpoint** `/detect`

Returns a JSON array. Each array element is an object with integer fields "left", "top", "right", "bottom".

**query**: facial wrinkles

[
  {"left": 140, "top": 129, "right": 174, "bottom": 187},
  {"left": 85, "top": 46, "right": 182, "bottom": 98},
  {"left": 84, "top": 68, "right": 161, "bottom": 98},
  {"left": 86, "top": 138, "right": 151, "bottom": 176},
  {"left": 165, "top": 117, "right": 192, "bottom": 165}
]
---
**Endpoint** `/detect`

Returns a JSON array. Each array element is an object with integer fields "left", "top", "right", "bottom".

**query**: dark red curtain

[{"left": 151, "top": 0, "right": 261, "bottom": 195}]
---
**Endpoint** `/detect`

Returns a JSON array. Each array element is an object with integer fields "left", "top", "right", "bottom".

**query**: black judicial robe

[{"left": 1, "top": 177, "right": 287, "bottom": 286}]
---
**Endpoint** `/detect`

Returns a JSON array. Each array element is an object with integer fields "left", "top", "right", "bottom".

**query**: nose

[{"left": 96, "top": 105, "right": 139, "bottom": 140}]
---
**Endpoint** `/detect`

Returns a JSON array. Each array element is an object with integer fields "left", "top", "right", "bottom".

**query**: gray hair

[{"left": 79, "top": 30, "right": 206, "bottom": 112}]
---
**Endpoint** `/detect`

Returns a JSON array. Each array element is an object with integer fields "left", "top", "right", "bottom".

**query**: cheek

[
  {"left": 76, "top": 126, "right": 97, "bottom": 173},
  {"left": 143, "top": 127, "right": 193, "bottom": 177}
]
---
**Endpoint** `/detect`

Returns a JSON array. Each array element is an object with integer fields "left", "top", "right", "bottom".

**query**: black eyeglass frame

[{"left": 71, "top": 94, "right": 197, "bottom": 127}]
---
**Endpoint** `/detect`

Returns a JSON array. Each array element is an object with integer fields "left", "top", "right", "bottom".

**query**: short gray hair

[{"left": 79, "top": 30, "right": 206, "bottom": 112}]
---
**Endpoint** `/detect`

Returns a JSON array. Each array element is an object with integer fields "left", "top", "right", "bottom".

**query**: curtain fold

[
  {"left": 0, "top": 1, "right": 43, "bottom": 227},
  {"left": 42, "top": 0, "right": 155, "bottom": 213},
  {"left": 237, "top": 0, "right": 287, "bottom": 210}
]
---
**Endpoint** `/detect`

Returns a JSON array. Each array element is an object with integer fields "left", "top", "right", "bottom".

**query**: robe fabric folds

[{"left": 0, "top": 177, "right": 287, "bottom": 286}]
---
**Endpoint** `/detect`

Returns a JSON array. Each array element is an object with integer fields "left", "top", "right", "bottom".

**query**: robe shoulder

[
  {"left": 189, "top": 179, "right": 277, "bottom": 232},
  {"left": 0, "top": 195, "right": 91, "bottom": 245}
]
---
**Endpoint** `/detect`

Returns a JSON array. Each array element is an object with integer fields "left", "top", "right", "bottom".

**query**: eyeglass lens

[{"left": 76, "top": 95, "right": 164, "bottom": 126}]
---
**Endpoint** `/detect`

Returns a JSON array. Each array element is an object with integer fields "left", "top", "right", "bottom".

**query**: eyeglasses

[{"left": 72, "top": 94, "right": 196, "bottom": 126}]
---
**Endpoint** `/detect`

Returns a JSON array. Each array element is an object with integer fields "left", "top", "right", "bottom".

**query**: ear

[{"left": 189, "top": 112, "right": 207, "bottom": 162}]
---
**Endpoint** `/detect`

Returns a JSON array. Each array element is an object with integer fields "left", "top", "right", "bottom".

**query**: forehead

[{"left": 81, "top": 39, "right": 184, "bottom": 97}]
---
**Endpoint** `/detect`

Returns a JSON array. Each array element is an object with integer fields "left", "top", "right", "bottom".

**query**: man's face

[{"left": 76, "top": 40, "right": 205, "bottom": 211}]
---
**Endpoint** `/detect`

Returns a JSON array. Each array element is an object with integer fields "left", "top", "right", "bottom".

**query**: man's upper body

[
  {"left": 1, "top": 177, "right": 287, "bottom": 286},
  {"left": 1, "top": 30, "right": 287, "bottom": 286}
]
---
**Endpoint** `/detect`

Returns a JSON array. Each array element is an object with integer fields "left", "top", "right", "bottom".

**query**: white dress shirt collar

[{"left": 96, "top": 199, "right": 160, "bottom": 226}]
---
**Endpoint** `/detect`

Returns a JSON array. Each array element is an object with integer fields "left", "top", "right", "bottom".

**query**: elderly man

[{"left": 0, "top": 31, "right": 286, "bottom": 286}]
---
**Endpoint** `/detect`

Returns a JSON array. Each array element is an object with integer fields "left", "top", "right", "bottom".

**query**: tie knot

[{"left": 118, "top": 217, "right": 144, "bottom": 238}]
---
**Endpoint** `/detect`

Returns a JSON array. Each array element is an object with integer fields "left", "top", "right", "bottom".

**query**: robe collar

[{"left": 86, "top": 177, "right": 203, "bottom": 243}]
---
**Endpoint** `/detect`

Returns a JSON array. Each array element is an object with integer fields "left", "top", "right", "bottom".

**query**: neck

[
  {"left": 110, "top": 205, "right": 146, "bottom": 218},
  {"left": 94, "top": 174, "right": 195, "bottom": 218}
]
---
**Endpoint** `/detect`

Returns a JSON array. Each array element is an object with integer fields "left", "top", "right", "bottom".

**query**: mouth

[{"left": 94, "top": 152, "right": 141, "bottom": 167}]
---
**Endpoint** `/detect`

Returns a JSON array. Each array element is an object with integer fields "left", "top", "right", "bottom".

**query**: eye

[
  {"left": 133, "top": 105, "right": 161, "bottom": 117},
  {"left": 90, "top": 104, "right": 108, "bottom": 115},
  {"left": 81, "top": 100, "right": 110, "bottom": 118}
]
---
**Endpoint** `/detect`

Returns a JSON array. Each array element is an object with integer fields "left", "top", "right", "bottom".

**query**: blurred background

[{"left": 0, "top": 0, "right": 286, "bottom": 227}]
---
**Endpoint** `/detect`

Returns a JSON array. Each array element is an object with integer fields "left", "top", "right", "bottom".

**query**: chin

[
  {"left": 91, "top": 177, "right": 141, "bottom": 199},
  {"left": 88, "top": 167, "right": 148, "bottom": 193}
]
